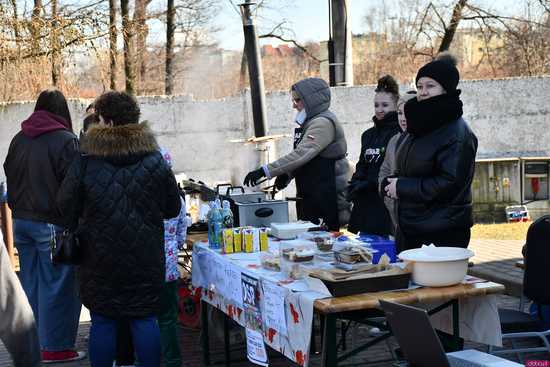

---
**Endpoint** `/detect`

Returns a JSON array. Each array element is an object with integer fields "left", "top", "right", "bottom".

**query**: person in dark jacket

[
  {"left": 244, "top": 78, "right": 351, "bottom": 230},
  {"left": 57, "top": 91, "right": 181, "bottom": 367},
  {"left": 3, "top": 89, "right": 84, "bottom": 363},
  {"left": 378, "top": 91, "right": 417, "bottom": 246},
  {"left": 348, "top": 75, "right": 401, "bottom": 235},
  {"left": 383, "top": 53, "right": 478, "bottom": 250}
]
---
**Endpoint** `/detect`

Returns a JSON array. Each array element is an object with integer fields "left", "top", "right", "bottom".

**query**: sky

[
  {"left": 212, "top": 0, "right": 376, "bottom": 50},
  {"left": 210, "top": 0, "right": 524, "bottom": 51}
]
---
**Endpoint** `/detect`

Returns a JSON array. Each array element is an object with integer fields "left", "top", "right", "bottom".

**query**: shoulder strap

[{"left": 72, "top": 155, "right": 88, "bottom": 230}]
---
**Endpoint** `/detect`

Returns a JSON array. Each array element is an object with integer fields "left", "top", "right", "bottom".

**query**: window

[{"left": 524, "top": 162, "right": 550, "bottom": 201}]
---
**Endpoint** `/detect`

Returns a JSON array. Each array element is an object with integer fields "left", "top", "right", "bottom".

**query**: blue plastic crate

[
  {"left": 358, "top": 233, "right": 389, "bottom": 242},
  {"left": 369, "top": 240, "right": 397, "bottom": 264}
]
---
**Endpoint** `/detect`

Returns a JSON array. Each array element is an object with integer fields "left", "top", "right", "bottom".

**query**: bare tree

[
  {"left": 121, "top": 0, "right": 135, "bottom": 94},
  {"left": 109, "top": 0, "right": 117, "bottom": 90},
  {"left": 31, "top": 0, "right": 43, "bottom": 53},
  {"left": 134, "top": 0, "right": 152, "bottom": 92},
  {"left": 50, "top": 0, "right": 60, "bottom": 85},
  {"left": 165, "top": 0, "right": 176, "bottom": 94},
  {"left": 438, "top": 0, "right": 469, "bottom": 52}
]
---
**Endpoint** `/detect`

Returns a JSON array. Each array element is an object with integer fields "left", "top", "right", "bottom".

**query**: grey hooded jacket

[{"left": 266, "top": 78, "right": 352, "bottom": 225}]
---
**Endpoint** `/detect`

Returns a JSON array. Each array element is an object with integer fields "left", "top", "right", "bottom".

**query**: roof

[{"left": 476, "top": 150, "right": 550, "bottom": 162}]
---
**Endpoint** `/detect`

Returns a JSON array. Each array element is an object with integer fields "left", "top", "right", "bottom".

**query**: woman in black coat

[
  {"left": 348, "top": 75, "right": 401, "bottom": 235},
  {"left": 383, "top": 53, "right": 478, "bottom": 250},
  {"left": 57, "top": 91, "right": 181, "bottom": 366}
]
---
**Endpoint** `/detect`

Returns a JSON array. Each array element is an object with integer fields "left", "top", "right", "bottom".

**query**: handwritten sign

[
  {"left": 261, "top": 280, "right": 288, "bottom": 336},
  {"left": 246, "top": 328, "right": 268, "bottom": 366},
  {"left": 207, "top": 255, "right": 227, "bottom": 293},
  {"left": 224, "top": 262, "right": 243, "bottom": 307}
]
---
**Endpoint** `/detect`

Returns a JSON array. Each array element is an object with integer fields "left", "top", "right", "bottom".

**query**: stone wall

[{"left": 1, "top": 76, "right": 549, "bottom": 206}]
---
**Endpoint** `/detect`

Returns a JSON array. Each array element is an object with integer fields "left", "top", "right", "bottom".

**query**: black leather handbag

[
  {"left": 51, "top": 228, "right": 82, "bottom": 265},
  {"left": 51, "top": 156, "right": 88, "bottom": 265}
]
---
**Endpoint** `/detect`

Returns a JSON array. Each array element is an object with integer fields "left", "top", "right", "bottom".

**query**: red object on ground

[
  {"left": 531, "top": 177, "right": 540, "bottom": 195},
  {"left": 42, "top": 350, "right": 85, "bottom": 363},
  {"left": 178, "top": 284, "right": 202, "bottom": 329}
]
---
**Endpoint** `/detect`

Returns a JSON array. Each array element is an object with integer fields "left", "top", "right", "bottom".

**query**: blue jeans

[
  {"left": 89, "top": 312, "right": 161, "bottom": 367},
  {"left": 13, "top": 218, "right": 81, "bottom": 351}
]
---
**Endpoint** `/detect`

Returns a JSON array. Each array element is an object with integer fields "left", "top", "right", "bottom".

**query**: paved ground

[
  {"left": 468, "top": 239, "right": 524, "bottom": 297},
  {"left": 2, "top": 238, "right": 547, "bottom": 367}
]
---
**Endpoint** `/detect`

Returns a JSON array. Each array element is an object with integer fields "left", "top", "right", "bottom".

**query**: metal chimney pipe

[{"left": 239, "top": 2, "right": 268, "bottom": 138}]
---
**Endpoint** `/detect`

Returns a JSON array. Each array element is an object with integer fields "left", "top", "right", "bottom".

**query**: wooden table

[{"left": 314, "top": 281, "right": 505, "bottom": 366}]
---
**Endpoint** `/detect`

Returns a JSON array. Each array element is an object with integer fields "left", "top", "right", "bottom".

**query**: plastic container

[
  {"left": 299, "top": 231, "right": 334, "bottom": 252},
  {"left": 270, "top": 221, "right": 316, "bottom": 240},
  {"left": 260, "top": 253, "right": 280, "bottom": 272},
  {"left": 279, "top": 239, "right": 316, "bottom": 279}
]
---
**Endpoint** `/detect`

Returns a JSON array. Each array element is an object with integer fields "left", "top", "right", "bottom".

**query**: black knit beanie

[{"left": 415, "top": 53, "right": 460, "bottom": 93}]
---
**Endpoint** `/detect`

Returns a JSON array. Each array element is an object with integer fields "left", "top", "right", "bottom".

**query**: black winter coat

[
  {"left": 348, "top": 113, "right": 400, "bottom": 234},
  {"left": 57, "top": 122, "right": 181, "bottom": 318},
  {"left": 4, "top": 111, "right": 78, "bottom": 226},
  {"left": 395, "top": 116, "right": 478, "bottom": 236}
]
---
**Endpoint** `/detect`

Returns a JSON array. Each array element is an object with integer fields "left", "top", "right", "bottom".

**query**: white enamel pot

[{"left": 398, "top": 246, "right": 475, "bottom": 287}]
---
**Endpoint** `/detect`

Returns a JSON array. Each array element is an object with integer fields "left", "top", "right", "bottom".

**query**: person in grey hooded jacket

[{"left": 244, "top": 78, "right": 351, "bottom": 230}]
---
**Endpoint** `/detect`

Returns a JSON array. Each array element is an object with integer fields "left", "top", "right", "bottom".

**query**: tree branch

[{"left": 259, "top": 32, "right": 326, "bottom": 63}]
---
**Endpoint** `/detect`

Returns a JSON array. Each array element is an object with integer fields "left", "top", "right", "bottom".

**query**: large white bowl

[{"left": 398, "top": 246, "right": 475, "bottom": 287}]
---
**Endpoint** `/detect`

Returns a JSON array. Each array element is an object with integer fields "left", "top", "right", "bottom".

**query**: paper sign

[
  {"left": 208, "top": 255, "right": 227, "bottom": 293},
  {"left": 242, "top": 273, "right": 260, "bottom": 309},
  {"left": 224, "top": 262, "right": 243, "bottom": 307},
  {"left": 242, "top": 273, "right": 263, "bottom": 331},
  {"left": 246, "top": 328, "right": 269, "bottom": 366},
  {"left": 261, "top": 280, "right": 288, "bottom": 336}
]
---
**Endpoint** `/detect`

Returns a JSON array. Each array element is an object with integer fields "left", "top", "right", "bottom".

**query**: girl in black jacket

[
  {"left": 348, "top": 75, "right": 401, "bottom": 235},
  {"left": 383, "top": 53, "right": 478, "bottom": 250}
]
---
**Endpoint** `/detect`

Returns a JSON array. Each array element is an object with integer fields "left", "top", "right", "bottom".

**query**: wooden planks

[{"left": 313, "top": 281, "right": 505, "bottom": 314}]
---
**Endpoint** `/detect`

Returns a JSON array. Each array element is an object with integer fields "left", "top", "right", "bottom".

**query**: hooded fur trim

[{"left": 81, "top": 122, "right": 159, "bottom": 157}]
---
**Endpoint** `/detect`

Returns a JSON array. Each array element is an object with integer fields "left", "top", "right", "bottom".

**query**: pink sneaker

[{"left": 42, "top": 350, "right": 86, "bottom": 363}]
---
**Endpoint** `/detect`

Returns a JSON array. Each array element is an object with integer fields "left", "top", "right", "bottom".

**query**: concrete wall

[{"left": 1, "top": 76, "right": 550, "bottom": 191}]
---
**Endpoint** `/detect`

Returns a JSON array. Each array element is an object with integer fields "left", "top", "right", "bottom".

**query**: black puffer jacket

[
  {"left": 396, "top": 93, "right": 478, "bottom": 236},
  {"left": 57, "top": 122, "right": 181, "bottom": 318},
  {"left": 4, "top": 111, "right": 78, "bottom": 226},
  {"left": 348, "top": 112, "right": 400, "bottom": 234}
]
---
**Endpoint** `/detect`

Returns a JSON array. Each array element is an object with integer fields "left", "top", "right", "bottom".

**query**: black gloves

[
  {"left": 275, "top": 174, "right": 291, "bottom": 190},
  {"left": 244, "top": 168, "right": 265, "bottom": 187}
]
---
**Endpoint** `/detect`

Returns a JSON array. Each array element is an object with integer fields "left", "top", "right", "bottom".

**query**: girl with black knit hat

[
  {"left": 348, "top": 75, "right": 401, "bottom": 235},
  {"left": 383, "top": 53, "right": 478, "bottom": 251}
]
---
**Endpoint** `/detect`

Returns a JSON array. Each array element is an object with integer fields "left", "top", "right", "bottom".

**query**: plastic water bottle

[
  {"left": 211, "top": 199, "right": 224, "bottom": 249},
  {"left": 221, "top": 200, "right": 234, "bottom": 229},
  {"left": 207, "top": 202, "right": 215, "bottom": 246}
]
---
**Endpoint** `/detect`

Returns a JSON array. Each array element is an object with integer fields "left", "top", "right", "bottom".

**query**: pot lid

[{"left": 399, "top": 245, "right": 475, "bottom": 262}]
